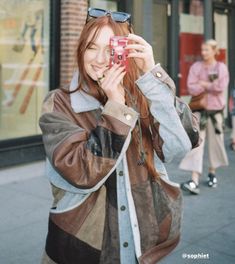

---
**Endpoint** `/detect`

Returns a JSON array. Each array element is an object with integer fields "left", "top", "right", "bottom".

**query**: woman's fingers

[
  {"left": 127, "top": 52, "right": 146, "bottom": 58},
  {"left": 113, "top": 71, "right": 126, "bottom": 87},
  {"left": 104, "top": 63, "right": 120, "bottom": 78},
  {"left": 127, "top": 33, "right": 148, "bottom": 46},
  {"left": 102, "top": 65, "right": 125, "bottom": 88},
  {"left": 125, "top": 44, "right": 145, "bottom": 52},
  {"left": 125, "top": 33, "right": 155, "bottom": 73},
  {"left": 99, "top": 66, "right": 126, "bottom": 104}
]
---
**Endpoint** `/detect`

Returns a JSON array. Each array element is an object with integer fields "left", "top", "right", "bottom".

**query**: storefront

[
  {"left": 0, "top": 0, "right": 235, "bottom": 167},
  {"left": 0, "top": 0, "right": 60, "bottom": 167}
]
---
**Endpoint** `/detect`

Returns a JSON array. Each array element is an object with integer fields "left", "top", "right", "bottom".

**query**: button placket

[
  {"left": 119, "top": 171, "right": 123, "bottom": 176},
  {"left": 116, "top": 161, "right": 136, "bottom": 263},
  {"left": 120, "top": 205, "right": 126, "bottom": 211},
  {"left": 123, "top": 242, "right": 129, "bottom": 248}
]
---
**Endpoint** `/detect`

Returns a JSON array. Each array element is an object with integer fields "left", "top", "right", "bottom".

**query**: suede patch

[{"left": 76, "top": 186, "right": 106, "bottom": 250}]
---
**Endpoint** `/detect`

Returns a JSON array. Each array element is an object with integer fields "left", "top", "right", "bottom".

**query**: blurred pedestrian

[
  {"left": 180, "top": 39, "right": 229, "bottom": 194},
  {"left": 230, "top": 85, "right": 235, "bottom": 151},
  {"left": 39, "top": 7, "right": 198, "bottom": 264}
]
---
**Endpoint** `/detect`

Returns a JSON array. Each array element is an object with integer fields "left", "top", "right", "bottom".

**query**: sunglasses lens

[
  {"left": 89, "top": 8, "right": 106, "bottom": 18},
  {"left": 112, "top": 12, "right": 129, "bottom": 22}
]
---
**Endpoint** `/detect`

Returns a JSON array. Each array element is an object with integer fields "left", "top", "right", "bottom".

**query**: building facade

[{"left": 0, "top": 0, "right": 235, "bottom": 167}]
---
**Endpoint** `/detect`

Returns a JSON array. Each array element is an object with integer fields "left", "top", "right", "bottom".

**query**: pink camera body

[{"left": 109, "top": 36, "right": 129, "bottom": 71}]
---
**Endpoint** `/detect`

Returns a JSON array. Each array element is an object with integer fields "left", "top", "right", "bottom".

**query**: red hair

[{"left": 76, "top": 16, "right": 160, "bottom": 180}]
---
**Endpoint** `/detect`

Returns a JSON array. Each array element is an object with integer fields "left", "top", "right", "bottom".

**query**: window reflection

[{"left": 0, "top": 0, "right": 49, "bottom": 140}]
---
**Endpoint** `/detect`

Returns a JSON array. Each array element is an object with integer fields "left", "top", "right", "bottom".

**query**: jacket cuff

[
  {"left": 102, "top": 100, "right": 139, "bottom": 129},
  {"left": 136, "top": 64, "right": 176, "bottom": 95}
]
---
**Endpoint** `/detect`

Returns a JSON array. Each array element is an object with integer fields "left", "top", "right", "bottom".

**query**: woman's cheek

[{"left": 84, "top": 50, "right": 97, "bottom": 62}]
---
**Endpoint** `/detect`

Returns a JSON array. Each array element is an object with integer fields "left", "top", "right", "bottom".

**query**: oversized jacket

[{"left": 39, "top": 64, "right": 193, "bottom": 264}]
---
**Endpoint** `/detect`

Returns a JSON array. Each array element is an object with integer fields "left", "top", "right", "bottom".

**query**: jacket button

[
  {"left": 119, "top": 171, "right": 123, "bottom": 176},
  {"left": 155, "top": 71, "right": 162, "bottom": 78},
  {"left": 123, "top": 242, "right": 128, "bottom": 247},
  {"left": 120, "top": 205, "right": 126, "bottom": 211},
  {"left": 124, "top": 113, "right": 132, "bottom": 120}
]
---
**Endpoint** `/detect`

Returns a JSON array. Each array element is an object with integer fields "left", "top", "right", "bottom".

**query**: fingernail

[{"left": 117, "top": 61, "right": 120, "bottom": 64}]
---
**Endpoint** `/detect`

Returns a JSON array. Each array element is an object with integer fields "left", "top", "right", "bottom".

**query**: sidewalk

[{"left": 0, "top": 132, "right": 235, "bottom": 264}]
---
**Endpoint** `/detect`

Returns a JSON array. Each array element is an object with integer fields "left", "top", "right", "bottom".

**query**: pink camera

[{"left": 109, "top": 36, "right": 129, "bottom": 70}]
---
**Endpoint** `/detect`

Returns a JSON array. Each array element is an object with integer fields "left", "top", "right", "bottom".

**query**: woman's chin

[{"left": 87, "top": 72, "right": 97, "bottom": 82}]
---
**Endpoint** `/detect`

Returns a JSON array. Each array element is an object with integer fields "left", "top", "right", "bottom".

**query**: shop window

[{"left": 0, "top": 0, "right": 50, "bottom": 140}]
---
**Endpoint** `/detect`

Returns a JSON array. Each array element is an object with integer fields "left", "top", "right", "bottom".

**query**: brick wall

[{"left": 60, "top": 0, "right": 88, "bottom": 85}]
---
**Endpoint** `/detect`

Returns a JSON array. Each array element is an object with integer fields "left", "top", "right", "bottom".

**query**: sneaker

[
  {"left": 181, "top": 180, "right": 200, "bottom": 194},
  {"left": 207, "top": 173, "right": 217, "bottom": 187},
  {"left": 230, "top": 142, "right": 235, "bottom": 151}
]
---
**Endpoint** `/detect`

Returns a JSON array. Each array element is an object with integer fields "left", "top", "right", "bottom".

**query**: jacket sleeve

[
  {"left": 136, "top": 64, "right": 192, "bottom": 163},
  {"left": 206, "top": 63, "right": 229, "bottom": 94},
  {"left": 39, "top": 91, "right": 138, "bottom": 189},
  {"left": 187, "top": 63, "right": 206, "bottom": 96}
]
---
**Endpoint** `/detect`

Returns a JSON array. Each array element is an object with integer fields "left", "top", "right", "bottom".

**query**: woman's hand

[
  {"left": 125, "top": 33, "right": 155, "bottom": 73},
  {"left": 95, "top": 63, "right": 126, "bottom": 105}
]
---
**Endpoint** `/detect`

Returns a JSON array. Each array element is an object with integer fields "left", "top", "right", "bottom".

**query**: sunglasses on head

[{"left": 86, "top": 7, "right": 131, "bottom": 27}]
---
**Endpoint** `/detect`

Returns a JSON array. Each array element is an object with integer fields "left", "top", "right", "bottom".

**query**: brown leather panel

[
  {"left": 158, "top": 213, "right": 172, "bottom": 244},
  {"left": 160, "top": 179, "right": 181, "bottom": 200},
  {"left": 101, "top": 114, "right": 130, "bottom": 136},
  {"left": 53, "top": 89, "right": 101, "bottom": 132},
  {"left": 50, "top": 190, "right": 99, "bottom": 235},
  {"left": 46, "top": 218, "right": 101, "bottom": 264},
  {"left": 139, "top": 235, "right": 180, "bottom": 264},
  {"left": 131, "top": 180, "right": 159, "bottom": 252},
  {"left": 75, "top": 186, "right": 106, "bottom": 250},
  {"left": 53, "top": 139, "right": 116, "bottom": 188}
]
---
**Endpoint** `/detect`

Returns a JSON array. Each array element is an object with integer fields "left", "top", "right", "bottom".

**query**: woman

[
  {"left": 40, "top": 8, "right": 195, "bottom": 264},
  {"left": 180, "top": 39, "right": 229, "bottom": 195}
]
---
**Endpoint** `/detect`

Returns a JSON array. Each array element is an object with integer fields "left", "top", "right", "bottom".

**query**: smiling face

[
  {"left": 201, "top": 43, "right": 216, "bottom": 62},
  {"left": 84, "top": 26, "right": 114, "bottom": 81}
]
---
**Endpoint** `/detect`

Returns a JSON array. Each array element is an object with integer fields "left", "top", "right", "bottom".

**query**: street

[{"left": 0, "top": 131, "right": 235, "bottom": 264}]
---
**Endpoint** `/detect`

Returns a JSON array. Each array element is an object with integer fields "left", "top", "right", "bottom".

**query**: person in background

[
  {"left": 230, "top": 85, "right": 235, "bottom": 151},
  {"left": 180, "top": 39, "right": 229, "bottom": 195}
]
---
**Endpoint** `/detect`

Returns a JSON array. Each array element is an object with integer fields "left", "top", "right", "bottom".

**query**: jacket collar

[{"left": 69, "top": 71, "right": 101, "bottom": 113}]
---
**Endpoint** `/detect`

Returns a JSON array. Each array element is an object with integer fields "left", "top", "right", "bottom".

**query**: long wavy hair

[{"left": 75, "top": 16, "right": 160, "bottom": 180}]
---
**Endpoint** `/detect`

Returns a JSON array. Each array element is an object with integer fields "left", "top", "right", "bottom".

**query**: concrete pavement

[{"left": 0, "top": 131, "right": 235, "bottom": 264}]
